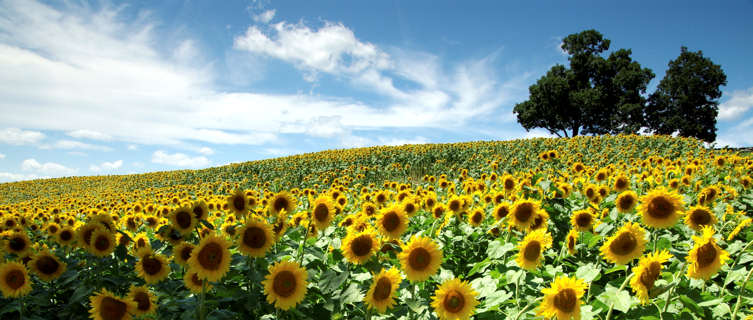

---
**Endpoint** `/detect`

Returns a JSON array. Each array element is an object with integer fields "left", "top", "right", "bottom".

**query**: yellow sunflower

[
  {"left": 615, "top": 190, "right": 638, "bottom": 213},
  {"left": 364, "top": 267, "right": 402, "bottom": 313},
  {"left": 376, "top": 205, "right": 408, "bottom": 240},
  {"left": 5, "top": 231, "right": 32, "bottom": 257},
  {"left": 516, "top": 229, "right": 553, "bottom": 270},
  {"left": 57, "top": 226, "right": 76, "bottom": 246},
  {"left": 89, "top": 228, "right": 116, "bottom": 257},
  {"left": 183, "top": 268, "right": 213, "bottom": 293},
  {"left": 29, "top": 250, "right": 66, "bottom": 282},
  {"left": 227, "top": 189, "right": 249, "bottom": 216},
  {"left": 262, "top": 259, "right": 308, "bottom": 310},
  {"left": 570, "top": 209, "right": 595, "bottom": 231},
  {"left": 0, "top": 261, "right": 32, "bottom": 298},
  {"left": 170, "top": 205, "right": 197, "bottom": 235},
  {"left": 187, "top": 233, "right": 232, "bottom": 282},
  {"left": 684, "top": 205, "right": 717, "bottom": 231},
  {"left": 566, "top": 229, "right": 578, "bottom": 255},
  {"left": 135, "top": 249, "right": 170, "bottom": 284},
  {"left": 508, "top": 199, "right": 543, "bottom": 231},
  {"left": 431, "top": 277, "right": 479, "bottom": 320},
  {"left": 638, "top": 188, "right": 684, "bottom": 228},
  {"left": 268, "top": 192, "right": 297, "bottom": 217},
  {"left": 76, "top": 223, "right": 102, "bottom": 250},
  {"left": 492, "top": 202, "right": 511, "bottom": 221},
  {"left": 342, "top": 229, "right": 378, "bottom": 265},
  {"left": 310, "top": 196, "right": 335, "bottom": 231},
  {"left": 600, "top": 222, "right": 647, "bottom": 265},
  {"left": 537, "top": 276, "right": 588, "bottom": 320},
  {"left": 686, "top": 226, "right": 729, "bottom": 280},
  {"left": 613, "top": 175, "right": 630, "bottom": 192},
  {"left": 89, "top": 288, "right": 136, "bottom": 320},
  {"left": 237, "top": 218, "right": 275, "bottom": 258},
  {"left": 191, "top": 200, "right": 210, "bottom": 221},
  {"left": 398, "top": 236, "right": 443, "bottom": 282},
  {"left": 630, "top": 250, "right": 673, "bottom": 305},
  {"left": 127, "top": 285, "right": 156, "bottom": 316},
  {"left": 173, "top": 242, "right": 194, "bottom": 267},
  {"left": 468, "top": 208, "right": 485, "bottom": 227}
]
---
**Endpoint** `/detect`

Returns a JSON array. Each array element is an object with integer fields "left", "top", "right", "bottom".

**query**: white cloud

[
  {"left": 253, "top": 9, "right": 276, "bottom": 24},
  {"left": 152, "top": 150, "right": 210, "bottom": 168},
  {"left": 198, "top": 147, "right": 214, "bottom": 155},
  {"left": 66, "top": 129, "right": 112, "bottom": 141},
  {"left": 0, "top": 128, "right": 45, "bottom": 145},
  {"left": 42, "top": 140, "right": 113, "bottom": 151},
  {"left": 0, "top": 172, "right": 41, "bottom": 182},
  {"left": 89, "top": 160, "right": 123, "bottom": 172},
  {"left": 127, "top": 144, "right": 138, "bottom": 150},
  {"left": 718, "top": 87, "right": 753, "bottom": 121},
  {"left": 0, "top": 153, "right": 4, "bottom": 159},
  {"left": 21, "top": 158, "right": 77, "bottom": 176}
]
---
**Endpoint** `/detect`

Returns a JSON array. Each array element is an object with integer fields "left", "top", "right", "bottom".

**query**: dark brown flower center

[
  {"left": 647, "top": 196, "right": 674, "bottom": 219},
  {"left": 514, "top": 203, "right": 534, "bottom": 223},
  {"left": 180, "top": 246, "right": 193, "bottom": 262},
  {"left": 449, "top": 200, "right": 461, "bottom": 212},
  {"left": 133, "top": 291, "right": 151, "bottom": 311},
  {"left": 696, "top": 242, "right": 717, "bottom": 268},
  {"left": 60, "top": 230, "right": 73, "bottom": 241},
  {"left": 609, "top": 232, "right": 637, "bottom": 256},
  {"left": 273, "top": 197, "right": 289, "bottom": 213},
  {"left": 94, "top": 235, "right": 111, "bottom": 251},
  {"left": 372, "top": 277, "right": 392, "bottom": 301},
  {"left": 313, "top": 204, "right": 329, "bottom": 223},
  {"left": 243, "top": 226, "right": 267, "bottom": 249},
  {"left": 408, "top": 247, "right": 431, "bottom": 271},
  {"left": 523, "top": 241, "right": 541, "bottom": 261},
  {"left": 382, "top": 212, "right": 400, "bottom": 232},
  {"left": 175, "top": 210, "right": 192, "bottom": 229},
  {"left": 197, "top": 242, "right": 223, "bottom": 270},
  {"left": 618, "top": 195, "right": 635, "bottom": 210},
  {"left": 615, "top": 178, "right": 628, "bottom": 190},
  {"left": 553, "top": 288, "right": 577, "bottom": 313},
  {"left": 639, "top": 261, "right": 661, "bottom": 290},
  {"left": 575, "top": 213, "right": 592, "bottom": 228},
  {"left": 193, "top": 206, "right": 205, "bottom": 220},
  {"left": 5, "top": 269, "right": 25, "bottom": 289},
  {"left": 443, "top": 290, "right": 465, "bottom": 313},
  {"left": 351, "top": 235, "right": 373, "bottom": 257},
  {"left": 689, "top": 209, "right": 711, "bottom": 226},
  {"left": 99, "top": 296, "right": 127, "bottom": 320},
  {"left": 232, "top": 195, "right": 246, "bottom": 212},
  {"left": 142, "top": 256, "right": 162, "bottom": 275},
  {"left": 36, "top": 256, "right": 60, "bottom": 275},
  {"left": 9, "top": 237, "right": 26, "bottom": 252},
  {"left": 504, "top": 179, "right": 515, "bottom": 190},
  {"left": 273, "top": 270, "right": 297, "bottom": 298}
]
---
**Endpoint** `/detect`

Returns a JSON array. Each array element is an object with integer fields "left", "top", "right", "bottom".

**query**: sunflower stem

[
  {"left": 512, "top": 296, "right": 541, "bottom": 320},
  {"left": 605, "top": 273, "right": 633, "bottom": 320},
  {"left": 297, "top": 221, "right": 312, "bottom": 265},
  {"left": 730, "top": 266, "right": 753, "bottom": 320},
  {"left": 661, "top": 282, "right": 675, "bottom": 314},
  {"left": 198, "top": 280, "right": 207, "bottom": 320},
  {"left": 514, "top": 271, "right": 523, "bottom": 309},
  {"left": 19, "top": 295, "right": 24, "bottom": 320}
]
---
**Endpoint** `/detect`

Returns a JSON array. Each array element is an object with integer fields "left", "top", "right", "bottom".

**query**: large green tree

[
  {"left": 645, "top": 47, "right": 727, "bottom": 142},
  {"left": 513, "top": 30, "right": 655, "bottom": 137}
]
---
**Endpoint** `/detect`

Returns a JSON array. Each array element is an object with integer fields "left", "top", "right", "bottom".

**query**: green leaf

[
  {"left": 338, "top": 283, "right": 363, "bottom": 305},
  {"left": 200, "top": 219, "right": 215, "bottom": 230},
  {"left": 679, "top": 295, "right": 703, "bottom": 316},
  {"left": 486, "top": 239, "right": 514, "bottom": 260},
  {"left": 598, "top": 284, "right": 633, "bottom": 313},
  {"left": 480, "top": 290, "right": 512, "bottom": 312},
  {"left": 575, "top": 263, "right": 601, "bottom": 282},
  {"left": 470, "top": 275, "right": 498, "bottom": 297}
]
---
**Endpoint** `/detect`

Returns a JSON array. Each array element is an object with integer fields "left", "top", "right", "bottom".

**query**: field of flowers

[{"left": 1, "top": 135, "right": 752, "bottom": 320}]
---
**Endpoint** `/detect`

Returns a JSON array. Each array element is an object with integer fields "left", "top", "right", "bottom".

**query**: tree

[
  {"left": 645, "top": 47, "right": 727, "bottom": 142},
  {"left": 514, "top": 30, "right": 654, "bottom": 137}
]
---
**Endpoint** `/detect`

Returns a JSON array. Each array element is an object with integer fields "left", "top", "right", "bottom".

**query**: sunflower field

[{"left": 1, "top": 134, "right": 753, "bottom": 320}]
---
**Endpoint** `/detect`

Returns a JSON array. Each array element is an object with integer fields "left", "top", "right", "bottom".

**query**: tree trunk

[{"left": 572, "top": 126, "right": 580, "bottom": 137}]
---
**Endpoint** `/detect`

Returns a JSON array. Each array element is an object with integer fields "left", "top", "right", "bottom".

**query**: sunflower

[
  {"left": 492, "top": 202, "right": 510, "bottom": 221},
  {"left": 432, "top": 204, "right": 447, "bottom": 220},
  {"left": 537, "top": 276, "right": 588, "bottom": 320},
  {"left": 170, "top": 206, "right": 197, "bottom": 235},
  {"left": 0, "top": 261, "right": 32, "bottom": 298},
  {"left": 508, "top": 199, "right": 543, "bottom": 231},
  {"left": 566, "top": 229, "right": 578, "bottom": 255},
  {"left": 613, "top": 175, "right": 630, "bottom": 192},
  {"left": 728, "top": 218, "right": 752, "bottom": 241},
  {"left": 135, "top": 249, "right": 170, "bottom": 284},
  {"left": 398, "top": 236, "right": 442, "bottom": 282},
  {"left": 638, "top": 188, "right": 684, "bottom": 228},
  {"left": 173, "top": 242, "right": 194, "bottom": 267},
  {"left": 630, "top": 250, "right": 673, "bottom": 305},
  {"left": 29, "top": 250, "right": 66, "bottom": 282},
  {"left": 4, "top": 231, "right": 31, "bottom": 257},
  {"left": 616, "top": 190, "right": 638, "bottom": 213},
  {"left": 342, "top": 229, "right": 378, "bottom": 265},
  {"left": 516, "top": 229, "right": 553, "bottom": 270},
  {"left": 187, "top": 233, "right": 232, "bottom": 282},
  {"left": 468, "top": 208, "right": 485, "bottom": 227},
  {"left": 376, "top": 205, "right": 408, "bottom": 240},
  {"left": 686, "top": 226, "right": 729, "bottom": 280},
  {"left": 262, "top": 259, "right": 308, "bottom": 311},
  {"left": 600, "top": 222, "right": 647, "bottom": 265},
  {"left": 227, "top": 189, "right": 249, "bottom": 216},
  {"left": 431, "top": 277, "right": 479, "bottom": 320},
  {"left": 57, "top": 226, "right": 75, "bottom": 246},
  {"left": 127, "top": 285, "right": 156, "bottom": 316},
  {"left": 684, "top": 205, "right": 717, "bottom": 231},
  {"left": 183, "top": 268, "right": 213, "bottom": 293},
  {"left": 89, "top": 228, "right": 116, "bottom": 257},
  {"left": 570, "top": 209, "right": 595, "bottom": 231},
  {"left": 192, "top": 200, "right": 209, "bottom": 221},
  {"left": 310, "top": 196, "right": 335, "bottom": 231},
  {"left": 89, "top": 288, "right": 136, "bottom": 320},
  {"left": 268, "top": 192, "right": 297, "bottom": 217},
  {"left": 237, "top": 219, "right": 275, "bottom": 258},
  {"left": 364, "top": 267, "right": 401, "bottom": 313},
  {"left": 132, "top": 232, "right": 151, "bottom": 253},
  {"left": 76, "top": 223, "right": 102, "bottom": 250}
]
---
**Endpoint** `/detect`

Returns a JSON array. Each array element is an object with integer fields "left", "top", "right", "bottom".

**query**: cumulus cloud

[
  {"left": 67, "top": 129, "right": 112, "bottom": 141},
  {"left": 0, "top": 153, "right": 5, "bottom": 159},
  {"left": 21, "top": 158, "right": 77, "bottom": 176},
  {"left": 0, "top": 172, "right": 40, "bottom": 182},
  {"left": 718, "top": 87, "right": 753, "bottom": 121},
  {"left": 0, "top": 128, "right": 45, "bottom": 145},
  {"left": 152, "top": 150, "right": 210, "bottom": 168},
  {"left": 42, "top": 140, "right": 113, "bottom": 151},
  {"left": 253, "top": 9, "right": 276, "bottom": 24},
  {"left": 198, "top": 147, "right": 214, "bottom": 155},
  {"left": 89, "top": 160, "right": 123, "bottom": 172}
]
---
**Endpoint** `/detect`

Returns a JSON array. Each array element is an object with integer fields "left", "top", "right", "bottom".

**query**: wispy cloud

[
  {"left": 67, "top": 129, "right": 112, "bottom": 141},
  {"left": 21, "top": 158, "right": 77, "bottom": 176},
  {"left": 152, "top": 150, "right": 210, "bottom": 168},
  {"left": 718, "top": 87, "right": 753, "bottom": 121},
  {"left": 253, "top": 9, "right": 276, "bottom": 24},
  {"left": 0, "top": 128, "right": 45, "bottom": 145},
  {"left": 89, "top": 160, "right": 123, "bottom": 172}
]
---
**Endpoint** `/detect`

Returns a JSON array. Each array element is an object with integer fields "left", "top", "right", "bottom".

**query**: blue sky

[{"left": 1, "top": 0, "right": 753, "bottom": 182}]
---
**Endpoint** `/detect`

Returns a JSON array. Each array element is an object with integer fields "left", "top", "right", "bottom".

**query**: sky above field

[{"left": 1, "top": 0, "right": 753, "bottom": 182}]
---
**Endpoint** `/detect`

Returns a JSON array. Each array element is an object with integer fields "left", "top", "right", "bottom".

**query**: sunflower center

[
  {"left": 618, "top": 196, "right": 635, "bottom": 210},
  {"left": 408, "top": 247, "right": 431, "bottom": 271},
  {"left": 232, "top": 196, "right": 246, "bottom": 211},
  {"left": 83, "top": 228, "right": 96, "bottom": 246},
  {"left": 133, "top": 291, "right": 151, "bottom": 311},
  {"left": 647, "top": 196, "right": 674, "bottom": 219},
  {"left": 514, "top": 203, "right": 534, "bottom": 223},
  {"left": 576, "top": 213, "right": 592, "bottom": 228},
  {"left": 193, "top": 206, "right": 205, "bottom": 220},
  {"left": 137, "top": 238, "right": 147, "bottom": 248},
  {"left": 586, "top": 189, "right": 595, "bottom": 199},
  {"left": 568, "top": 236, "right": 576, "bottom": 251},
  {"left": 272, "top": 270, "right": 297, "bottom": 298},
  {"left": 696, "top": 242, "right": 717, "bottom": 268},
  {"left": 523, "top": 241, "right": 541, "bottom": 261},
  {"left": 609, "top": 232, "right": 637, "bottom": 256},
  {"left": 443, "top": 290, "right": 466, "bottom": 313},
  {"left": 36, "top": 256, "right": 60, "bottom": 275},
  {"left": 49, "top": 225, "right": 59, "bottom": 234},
  {"left": 273, "top": 197, "right": 289, "bottom": 213},
  {"left": 351, "top": 235, "right": 373, "bottom": 257},
  {"left": 373, "top": 277, "right": 392, "bottom": 301},
  {"left": 99, "top": 296, "right": 127, "bottom": 320},
  {"left": 449, "top": 200, "right": 461, "bottom": 212},
  {"left": 142, "top": 256, "right": 162, "bottom": 275},
  {"left": 495, "top": 207, "right": 509, "bottom": 220},
  {"left": 5, "top": 269, "right": 25, "bottom": 289},
  {"left": 505, "top": 179, "right": 515, "bottom": 190},
  {"left": 94, "top": 235, "right": 111, "bottom": 251},
  {"left": 180, "top": 246, "right": 193, "bottom": 262},
  {"left": 243, "top": 226, "right": 267, "bottom": 249},
  {"left": 472, "top": 212, "right": 483, "bottom": 224},
  {"left": 689, "top": 209, "right": 711, "bottom": 226},
  {"left": 197, "top": 243, "right": 223, "bottom": 270},
  {"left": 639, "top": 261, "right": 661, "bottom": 290},
  {"left": 191, "top": 273, "right": 204, "bottom": 286},
  {"left": 60, "top": 230, "right": 73, "bottom": 241},
  {"left": 382, "top": 212, "right": 400, "bottom": 232},
  {"left": 175, "top": 210, "right": 192, "bottom": 229},
  {"left": 9, "top": 237, "right": 26, "bottom": 252},
  {"left": 553, "top": 288, "right": 577, "bottom": 313},
  {"left": 313, "top": 204, "right": 330, "bottom": 222},
  {"left": 616, "top": 178, "right": 627, "bottom": 190}
]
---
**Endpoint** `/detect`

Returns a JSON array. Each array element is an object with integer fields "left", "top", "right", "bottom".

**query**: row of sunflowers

[{"left": 1, "top": 134, "right": 752, "bottom": 319}]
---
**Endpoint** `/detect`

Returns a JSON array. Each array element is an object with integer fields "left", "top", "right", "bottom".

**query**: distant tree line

[{"left": 513, "top": 29, "right": 727, "bottom": 143}]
